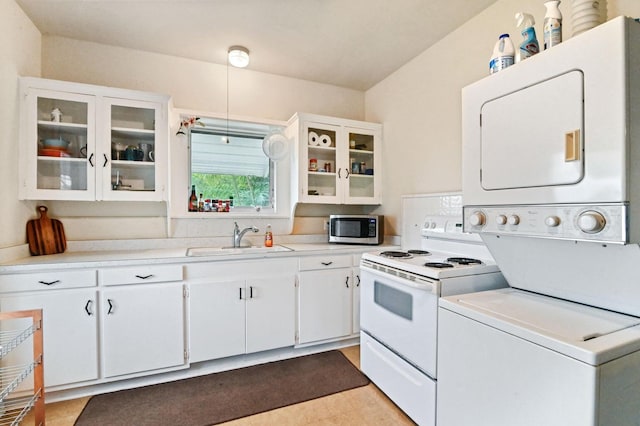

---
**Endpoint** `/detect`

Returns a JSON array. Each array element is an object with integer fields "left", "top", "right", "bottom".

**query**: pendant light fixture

[{"left": 228, "top": 46, "right": 250, "bottom": 68}]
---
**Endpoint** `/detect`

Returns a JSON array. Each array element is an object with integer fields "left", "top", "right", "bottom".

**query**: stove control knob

[
  {"left": 545, "top": 215, "right": 561, "bottom": 227},
  {"left": 468, "top": 211, "right": 486, "bottom": 227},
  {"left": 496, "top": 215, "right": 507, "bottom": 225},
  {"left": 507, "top": 215, "right": 520, "bottom": 225},
  {"left": 578, "top": 211, "right": 606, "bottom": 233}
]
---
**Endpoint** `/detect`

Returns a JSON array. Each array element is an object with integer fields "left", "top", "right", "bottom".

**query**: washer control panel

[{"left": 463, "top": 204, "right": 627, "bottom": 243}]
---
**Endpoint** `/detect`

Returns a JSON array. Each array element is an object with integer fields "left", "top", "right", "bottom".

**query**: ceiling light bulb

[{"left": 228, "top": 46, "right": 250, "bottom": 68}]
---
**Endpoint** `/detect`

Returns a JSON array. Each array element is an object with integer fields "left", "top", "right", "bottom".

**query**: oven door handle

[{"left": 361, "top": 266, "right": 437, "bottom": 294}]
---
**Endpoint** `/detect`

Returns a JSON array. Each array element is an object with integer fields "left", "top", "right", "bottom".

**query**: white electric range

[{"left": 359, "top": 214, "right": 507, "bottom": 426}]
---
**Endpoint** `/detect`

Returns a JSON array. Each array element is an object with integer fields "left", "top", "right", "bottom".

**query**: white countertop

[{"left": 0, "top": 241, "right": 397, "bottom": 273}]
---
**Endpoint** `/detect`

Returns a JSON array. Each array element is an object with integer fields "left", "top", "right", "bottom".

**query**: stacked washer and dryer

[{"left": 437, "top": 17, "right": 640, "bottom": 426}]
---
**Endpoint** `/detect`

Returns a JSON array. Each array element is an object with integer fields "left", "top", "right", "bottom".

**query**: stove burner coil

[
  {"left": 380, "top": 251, "right": 412, "bottom": 259},
  {"left": 446, "top": 257, "right": 483, "bottom": 265},
  {"left": 407, "top": 249, "right": 431, "bottom": 256},
  {"left": 424, "top": 262, "right": 454, "bottom": 269}
]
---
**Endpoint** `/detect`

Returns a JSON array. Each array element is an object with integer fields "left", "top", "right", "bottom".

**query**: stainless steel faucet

[{"left": 233, "top": 222, "right": 259, "bottom": 247}]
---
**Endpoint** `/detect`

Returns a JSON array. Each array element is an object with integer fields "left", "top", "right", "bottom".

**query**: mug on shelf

[
  {"left": 125, "top": 146, "right": 143, "bottom": 161},
  {"left": 139, "top": 143, "right": 154, "bottom": 162}
]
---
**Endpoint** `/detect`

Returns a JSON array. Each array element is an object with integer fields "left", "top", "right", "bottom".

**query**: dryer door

[{"left": 480, "top": 70, "right": 584, "bottom": 190}]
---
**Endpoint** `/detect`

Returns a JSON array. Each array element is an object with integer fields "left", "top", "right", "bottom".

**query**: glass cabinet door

[
  {"left": 345, "top": 127, "right": 378, "bottom": 203},
  {"left": 26, "top": 90, "right": 96, "bottom": 200},
  {"left": 302, "top": 122, "right": 342, "bottom": 203},
  {"left": 102, "top": 98, "right": 160, "bottom": 200}
]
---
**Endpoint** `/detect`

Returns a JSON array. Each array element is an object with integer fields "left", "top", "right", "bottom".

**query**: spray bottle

[
  {"left": 543, "top": 1, "right": 563, "bottom": 49},
  {"left": 515, "top": 12, "right": 540, "bottom": 61}
]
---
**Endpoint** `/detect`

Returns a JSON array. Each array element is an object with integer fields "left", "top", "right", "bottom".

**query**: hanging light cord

[{"left": 226, "top": 61, "right": 230, "bottom": 143}]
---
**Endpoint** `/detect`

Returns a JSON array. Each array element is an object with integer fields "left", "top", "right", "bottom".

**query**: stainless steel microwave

[{"left": 329, "top": 215, "right": 384, "bottom": 245}]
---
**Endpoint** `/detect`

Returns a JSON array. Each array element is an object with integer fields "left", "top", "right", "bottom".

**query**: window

[{"left": 189, "top": 117, "right": 278, "bottom": 210}]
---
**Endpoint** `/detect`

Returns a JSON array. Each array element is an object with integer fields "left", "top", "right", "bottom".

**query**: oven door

[{"left": 360, "top": 266, "right": 438, "bottom": 378}]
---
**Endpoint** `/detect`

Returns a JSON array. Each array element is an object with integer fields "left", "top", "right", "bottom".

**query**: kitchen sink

[{"left": 186, "top": 245, "right": 292, "bottom": 257}]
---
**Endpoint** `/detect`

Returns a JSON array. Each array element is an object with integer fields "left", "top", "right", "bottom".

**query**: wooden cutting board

[{"left": 26, "top": 206, "right": 67, "bottom": 256}]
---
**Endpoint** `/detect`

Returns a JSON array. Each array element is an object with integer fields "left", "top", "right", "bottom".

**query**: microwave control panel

[{"left": 463, "top": 204, "right": 627, "bottom": 243}]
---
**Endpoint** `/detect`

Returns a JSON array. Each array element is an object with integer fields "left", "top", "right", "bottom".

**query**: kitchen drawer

[
  {"left": 299, "top": 254, "right": 352, "bottom": 271},
  {"left": 99, "top": 264, "right": 183, "bottom": 286},
  {"left": 353, "top": 253, "right": 363, "bottom": 266},
  {"left": 0, "top": 269, "right": 97, "bottom": 293}
]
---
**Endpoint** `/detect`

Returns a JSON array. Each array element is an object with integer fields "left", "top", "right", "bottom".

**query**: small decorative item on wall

[{"left": 176, "top": 116, "right": 204, "bottom": 135}]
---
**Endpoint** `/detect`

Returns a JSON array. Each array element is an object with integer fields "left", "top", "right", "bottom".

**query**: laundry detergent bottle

[
  {"left": 543, "top": 0, "right": 563, "bottom": 49},
  {"left": 515, "top": 12, "right": 540, "bottom": 61},
  {"left": 489, "top": 34, "right": 515, "bottom": 74}
]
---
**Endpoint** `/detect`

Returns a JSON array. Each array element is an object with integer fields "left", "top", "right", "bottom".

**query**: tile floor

[{"left": 25, "top": 346, "right": 416, "bottom": 425}]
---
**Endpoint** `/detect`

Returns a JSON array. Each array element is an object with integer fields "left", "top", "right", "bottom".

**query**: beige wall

[
  {"left": 41, "top": 37, "right": 364, "bottom": 123},
  {"left": 366, "top": 0, "right": 640, "bottom": 236},
  {"left": 0, "top": 0, "right": 41, "bottom": 248}
]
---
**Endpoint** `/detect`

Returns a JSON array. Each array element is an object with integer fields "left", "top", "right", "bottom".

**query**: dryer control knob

[
  {"left": 468, "top": 211, "right": 486, "bottom": 227},
  {"left": 507, "top": 215, "right": 520, "bottom": 225},
  {"left": 578, "top": 211, "right": 606, "bottom": 233},
  {"left": 545, "top": 216, "right": 561, "bottom": 227},
  {"left": 496, "top": 215, "right": 507, "bottom": 225}
]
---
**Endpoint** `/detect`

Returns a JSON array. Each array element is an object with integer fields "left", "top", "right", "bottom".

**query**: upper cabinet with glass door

[
  {"left": 19, "top": 77, "right": 169, "bottom": 201},
  {"left": 287, "top": 113, "right": 381, "bottom": 205}
]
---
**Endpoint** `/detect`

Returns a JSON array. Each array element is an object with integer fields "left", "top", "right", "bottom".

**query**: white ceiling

[{"left": 17, "top": 0, "right": 498, "bottom": 91}]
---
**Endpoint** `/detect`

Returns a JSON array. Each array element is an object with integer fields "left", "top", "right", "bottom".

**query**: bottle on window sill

[
  {"left": 198, "top": 193, "right": 204, "bottom": 212},
  {"left": 265, "top": 224, "right": 273, "bottom": 247},
  {"left": 189, "top": 185, "right": 197, "bottom": 212}
]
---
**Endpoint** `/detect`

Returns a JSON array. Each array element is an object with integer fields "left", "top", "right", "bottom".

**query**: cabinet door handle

[
  {"left": 84, "top": 300, "right": 94, "bottom": 316},
  {"left": 345, "top": 169, "right": 350, "bottom": 179},
  {"left": 38, "top": 280, "right": 60, "bottom": 286},
  {"left": 356, "top": 275, "right": 360, "bottom": 287},
  {"left": 88, "top": 153, "right": 94, "bottom": 167},
  {"left": 345, "top": 276, "right": 350, "bottom": 288},
  {"left": 321, "top": 261, "right": 333, "bottom": 266},
  {"left": 249, "top": 286, "right": 254, "bottom": 299},
  {"left": 338, "top": 168, "right": 341, "bottom": 178},
  {"left": 239, "top": 288, "right": 244, "bottom": 300},
  {"left": 103, "top": 153, "right": 108, "bottom": 167},
  {"left": 135, "top": 274, "right": 154, "bottom": 280},
  {"left": 107, "top": 299, "right": 114, "bottom": 315}
]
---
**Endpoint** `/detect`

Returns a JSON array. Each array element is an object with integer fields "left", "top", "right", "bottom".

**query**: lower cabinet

[
  {"left": 187, "top": 259, "right": 297, "bottom": 364},
  {"left": 1, "top": 288, "right": 99, "bottom": 389},
  {"left": 101, "top": 282, "right": 186, "bottom": 377},
  {"left": 298, "top": 254, "right": 361, "bottom": 344}
]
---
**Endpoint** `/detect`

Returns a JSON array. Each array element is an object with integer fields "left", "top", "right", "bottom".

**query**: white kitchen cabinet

[
  {"left": 189, "top": 279, "right": 246, "bottom": 362},
  {"left": 0, "top": 271, "right": 99, "bottom": 390},
  {"left": 18, "top": 77, "right": 169, "bottom": 201},
  {"left": 187, "top": 259, "right": 297, "bottom": 364},
  {"left": 245, "top": 275, "right": 296, "bottom": 353},
  {"left": 287, "top": 113, "right": 382, "bottom": 205},
  {"left": 101, "top": 282, "right": 186, "bottom": 378},
  {"left": 298, "top": 254, "right": 361, "bottom": 344}
]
